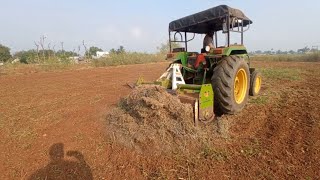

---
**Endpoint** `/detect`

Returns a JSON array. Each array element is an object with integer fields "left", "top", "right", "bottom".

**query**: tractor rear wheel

[{"left": 211, "top": 56, "right": 250, "bottom": 114}]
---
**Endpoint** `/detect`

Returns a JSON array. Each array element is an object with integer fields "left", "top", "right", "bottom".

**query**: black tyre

[
  {"left": 211, "top": 56, "right": 250, "bottom": 114},
  {"left": 249, "top": 70, "right": 262, "bottom": 96}
]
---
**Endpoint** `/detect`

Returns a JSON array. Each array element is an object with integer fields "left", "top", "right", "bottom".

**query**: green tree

[
  {"left": 109, "top": 48, "right": 117, "bottom": 54},
  {"left": 276, "top": 50, "right": 282, "bottom": 54},
  {"left": 14, "top": 50, "right": 38, "bottom": 64},
  {"left": 86, "top": 46, "right": 103, "bottom": 57},
  {"left": 255, "top": 50, "right": 262, "bottom": 54},
  {"left": 109, "top": 46, "right": 126, "bottom": 54},
  {"left": 298, "top": 46, "right": 310, "bottom": 54},
  {"left": 264, "top": 50, "right": 272, "bottom": 55},
  {"left": 0, "top": 44, "right": 12, "bottom": 62},
  {"left": 288, "top": 50, "right": 295, "bottom": 54},
  {"left": 117, "top": 46, "right": 125, "bottom": 54},
  {"left": 56, "top": 50, "right": 79, "bottom": 58},
  {"left": 157, "top": 41, "right": 181, "bottom": 54},
  {"left": 39, "top": 50, "right": 55, "bottom": 59}
]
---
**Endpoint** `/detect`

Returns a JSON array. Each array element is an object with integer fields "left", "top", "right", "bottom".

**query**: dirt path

[{"left": 0, "top": 61, "right": 319, "bottom": 179}]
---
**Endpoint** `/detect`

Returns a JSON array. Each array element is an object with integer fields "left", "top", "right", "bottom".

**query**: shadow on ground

[{"left": 28, "top": 143, "right": 93, "bottom": 180}]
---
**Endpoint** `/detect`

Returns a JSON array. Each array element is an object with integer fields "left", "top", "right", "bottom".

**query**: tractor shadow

[{"left": 28, "top": 143, "right": 93, "bottom": 180}]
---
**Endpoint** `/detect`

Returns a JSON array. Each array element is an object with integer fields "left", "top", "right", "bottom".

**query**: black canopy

[{"left": 169, "top": 5, "right": 252, "bottom": 34}]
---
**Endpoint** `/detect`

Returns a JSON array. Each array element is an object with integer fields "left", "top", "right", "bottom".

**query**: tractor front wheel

[
  {"left": 211, "top": 56, "right": 250, "bottom": 114},
  {"left": 249, "top": 70, "right": 262, "bottom": 96}
]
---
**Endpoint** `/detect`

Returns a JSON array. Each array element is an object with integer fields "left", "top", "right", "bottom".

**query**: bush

[
  {"left": 0, "top": 44, "right": 12, "bottom": 62},
  {"left": 14, "top": 50, "right": 38, "bottom": 64},
  {"left": 251, "top": 53, "right": 320, "bottom": 62},
  {"left": 91, "top": 52, "right": 164, "bottom": 67}
]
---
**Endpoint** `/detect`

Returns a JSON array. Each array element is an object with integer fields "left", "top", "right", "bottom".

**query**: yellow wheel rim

[
  {"left": 254, "top": 75, "right": 262, "bottom": 94},
  {"left": 234, "top": 68, "right": 248, "bottom": 104}
]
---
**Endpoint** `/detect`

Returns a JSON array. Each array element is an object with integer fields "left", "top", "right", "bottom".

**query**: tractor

[
  {"left": 132, "top": 5, "right": 261, "bottom": 124},
  {"left": 166, "top": 5, "right": 262, "bottom": 115}
]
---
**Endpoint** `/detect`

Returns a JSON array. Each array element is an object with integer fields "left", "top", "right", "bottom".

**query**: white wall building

[{"left": 96, "top": 51, "right": 109, "bottom": 58}]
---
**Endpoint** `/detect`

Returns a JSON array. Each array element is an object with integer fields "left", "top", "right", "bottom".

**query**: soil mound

[{"left": 106, "top": 85, "right": 214, "bottom": 153}]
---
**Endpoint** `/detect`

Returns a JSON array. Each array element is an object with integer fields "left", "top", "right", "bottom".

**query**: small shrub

[
  {"left": 250, "top": 96, "right": 268, "bottom": 104},
  {"left": 92, "top": 52, "right": 164, "bottom": 67},
  {"left": 199, "top": 145, "right": 229, "bottom": 161},
  {"left": 251, "top": 53, "right": 320, "bottom": 62}
]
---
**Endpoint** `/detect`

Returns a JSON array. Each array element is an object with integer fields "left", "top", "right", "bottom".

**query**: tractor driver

[{"left": 203, "top": 32, "right": 214, "bottom": 51}]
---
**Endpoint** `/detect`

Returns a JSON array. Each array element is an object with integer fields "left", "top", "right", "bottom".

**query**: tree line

[
  {"left": 1, "top": 40, "right": 221, "bottom": 63},
  {"left": 251, "top": 46, "right": 319, "bottom": 55},
  {"left": 0, "top": 44, "right": 113, "bottom": 64}
]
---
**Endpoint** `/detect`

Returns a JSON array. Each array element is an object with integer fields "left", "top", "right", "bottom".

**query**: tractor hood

[{"left": 169, "top": 5, "right": 252, "bottom": 34}]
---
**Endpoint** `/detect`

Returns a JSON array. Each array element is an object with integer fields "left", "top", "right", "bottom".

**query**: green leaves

[
  {"left": 0, "top": 44, "right": 12, "bottom": 62},
  {"left": 86, "top": 46, "right": 103, "bottom": 57}
]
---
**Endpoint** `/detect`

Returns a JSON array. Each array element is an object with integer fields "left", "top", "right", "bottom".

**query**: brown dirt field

[{"left": 0, "top": 61, "right": 319, "bottom": 179}]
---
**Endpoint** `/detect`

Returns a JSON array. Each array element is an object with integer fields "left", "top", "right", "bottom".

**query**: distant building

[{"left": 95, "top": 51, "right": 109, "bottom": 58}]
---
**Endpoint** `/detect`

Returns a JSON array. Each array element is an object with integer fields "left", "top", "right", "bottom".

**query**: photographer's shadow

[{"left": 28, "top": 143, "right": 93, "bottom": 180}]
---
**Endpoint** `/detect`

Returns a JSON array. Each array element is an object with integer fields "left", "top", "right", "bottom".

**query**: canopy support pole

[
  {"left": 169, "top": 30, "right": 172, "bottom": 53},
  {"left": 215, "top": 32, "right": 218, "bottom": 48},
  {"left": 227, "top": 15, "right": 230, "bottom": 47},
  {"left": 184, "top": 32, "right": 188, "bottom": 52},
  {"left": 241, "top": 21, "right": 244, "bottom": 45}
]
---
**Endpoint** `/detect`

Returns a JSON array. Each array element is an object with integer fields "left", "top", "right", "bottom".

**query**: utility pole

[
  {"left": 61, "top": 42, "right": 65, "bottom": 56},
  {"left": 52, "top": 45, "right": 56, "bottom": 58},
  {"left": 39, "top": 35, "right": 46, "bottom": 61},
  {"left": 34, "top": 41, "right": 40, "bottom": 63},
  {"left": 48, "top": 43, "right": 51, "bottom": 60},
  {"left": 82, "top": 40, "right": 88, "bottom": 60}
]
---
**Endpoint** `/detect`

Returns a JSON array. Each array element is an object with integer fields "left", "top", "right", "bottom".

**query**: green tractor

[{"left": 166, "top": 5, "right": 262, "bottom": 115}]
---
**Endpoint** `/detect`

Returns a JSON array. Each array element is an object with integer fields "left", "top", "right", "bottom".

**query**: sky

[{"left": 0, "top": 0, "right": 319, "bottom": 54}]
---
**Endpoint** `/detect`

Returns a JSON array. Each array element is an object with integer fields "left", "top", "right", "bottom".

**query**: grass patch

[
  {"left": 251, "top": 53, "right": 320, "bottom": 62},
  {"left": 1, "top": 61, "right": 75, "bottom": 74},
  {"left": 240, "top": 139, "right": 261, "bottom": 157},
  {"left": 261, "top": 68, "right": 301, "bottom": 81},
  {"left": 11, "top": 128, "right": 37, "bottom": 140},
  {"left": 10, "top": 128, "right": 37, "bottom": 149},
  {"left": 250, "top": 96, "right": 268, "bottom": 104},
  {"left": 91, "top": 52, "right": 164, "bottom": 67},
  {"left": 2, "top": 52, "right": 165, "bottom": 74},
  {"left": 199, "top": 145, "right": 229, "bottom": 161},
  {"left": 240, "top": 146, "right": 260, "bottom": 157}
]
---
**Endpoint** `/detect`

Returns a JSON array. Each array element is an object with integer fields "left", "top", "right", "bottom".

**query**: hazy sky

[{"left": 0, "top": 0, "right": 319, "bottom": 53}]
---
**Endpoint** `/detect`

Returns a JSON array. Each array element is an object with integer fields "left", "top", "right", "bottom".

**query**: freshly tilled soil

[
  {"left": 106, "top": 85, "right": 218, "bottom": 154},
  {"left": 0, "top": 61, "right": 319, "bottom": 179}
]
